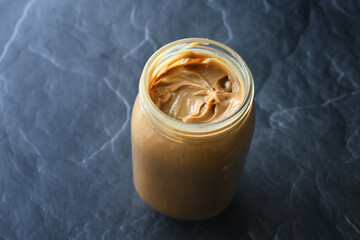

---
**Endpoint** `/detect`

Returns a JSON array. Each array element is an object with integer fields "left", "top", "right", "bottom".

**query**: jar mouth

[{"left": 139, "top": 38, "right": 254, "bottom": 140}]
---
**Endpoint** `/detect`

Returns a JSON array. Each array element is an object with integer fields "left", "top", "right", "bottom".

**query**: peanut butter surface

[{"left": 148, "top": 52, "right": 243, "bottom": 123}]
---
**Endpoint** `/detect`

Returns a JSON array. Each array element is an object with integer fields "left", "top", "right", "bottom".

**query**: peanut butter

[
  {"left": 149, "top": 52, "right": 243, "bottom": 123},
  {"left": 131, "top": 39, "right": 255, "bottom": 220}
]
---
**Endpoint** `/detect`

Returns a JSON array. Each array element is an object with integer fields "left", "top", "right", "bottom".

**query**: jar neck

[{"left": 139, "top": 38, "right": 254, "bottom": 142}]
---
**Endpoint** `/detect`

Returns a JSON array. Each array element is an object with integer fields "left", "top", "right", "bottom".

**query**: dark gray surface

[{"left": 0, "top": 0, "right": 359, "bottom": 239}]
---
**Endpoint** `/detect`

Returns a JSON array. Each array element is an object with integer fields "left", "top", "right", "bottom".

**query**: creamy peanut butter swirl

[{"left": 149, "top": 51, "right": 243, "bottom": 124}]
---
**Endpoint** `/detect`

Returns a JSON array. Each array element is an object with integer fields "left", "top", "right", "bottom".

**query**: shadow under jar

[{"left": 131, "top": 38, "right": 255, "bottom": 221}]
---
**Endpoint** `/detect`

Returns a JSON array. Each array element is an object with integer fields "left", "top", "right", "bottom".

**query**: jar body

[{"left": 131, "top": 95, "right": 255, "bottom": 220}]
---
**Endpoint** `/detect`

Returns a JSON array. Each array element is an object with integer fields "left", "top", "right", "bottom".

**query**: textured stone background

[{"left": 0, "top": 0, "right": 359, "bottom": 239}]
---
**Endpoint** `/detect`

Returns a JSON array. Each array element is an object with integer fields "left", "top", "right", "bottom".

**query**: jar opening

[{"left": 139, "top": 38, "right": 254, "bottom": 140}]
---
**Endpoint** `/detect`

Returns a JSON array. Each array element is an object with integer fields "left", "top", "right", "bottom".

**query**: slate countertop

[{"left": 0, "top": 0, "right": 359, "bottom": 239}]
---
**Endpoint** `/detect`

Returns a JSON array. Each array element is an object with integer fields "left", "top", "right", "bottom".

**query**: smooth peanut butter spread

[
  {"left": 132, "top": 40, "right": 255, "bottom": 220},
  {"left": 148, "top": 52, "right": 243, "bottom": 123}
]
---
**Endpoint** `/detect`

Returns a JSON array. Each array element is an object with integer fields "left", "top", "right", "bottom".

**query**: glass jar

[{"left": 131, "top": 38, "right": 255, "bottom": 220}]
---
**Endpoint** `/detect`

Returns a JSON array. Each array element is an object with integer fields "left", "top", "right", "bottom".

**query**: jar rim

[{"left": 139, "top": 38, "right": 254, "bottom": 140}]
